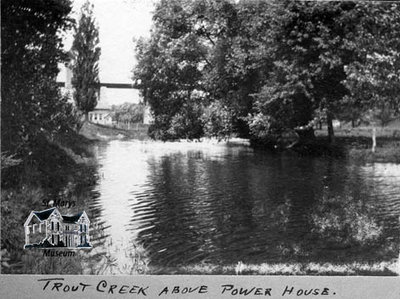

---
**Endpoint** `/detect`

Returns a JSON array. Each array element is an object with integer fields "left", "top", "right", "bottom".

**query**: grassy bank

[
  {"left": 1, "top": 127, "right": 151, "bottom": 275},
  {"left": 252, "top": 125, "right": 400, "bottom": 163},
  {"left": 315, "top": 126, "right": 400, "bottom": 163},
  {"left": 1, "top": 129, "right": 98, "bottom": 273},
  {"left": 153, "top": 260, "right": 399, "bottom": 276}
]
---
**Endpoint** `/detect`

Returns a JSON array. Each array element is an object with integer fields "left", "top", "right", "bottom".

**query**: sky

[{"left": 59, "top": 0, "right": 155, "bottom": 104}]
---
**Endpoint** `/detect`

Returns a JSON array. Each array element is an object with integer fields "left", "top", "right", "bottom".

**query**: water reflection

[
  {"left": 87, "top": 141, "right": 400, "bottom": 274},
  {"left": 90, "top": 141, "right": 151, "bottom": 274}
]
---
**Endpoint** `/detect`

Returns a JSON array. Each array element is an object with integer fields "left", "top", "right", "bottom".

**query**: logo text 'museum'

[{"left": 43, "top": 250, "right": 76, "bottom": 257}]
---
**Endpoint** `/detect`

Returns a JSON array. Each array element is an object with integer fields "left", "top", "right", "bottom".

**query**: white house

[
  {"left": 89, "top": 87, "right": 113, "bottom": 125},
  {"left": 24, "top": 207, "right": 91, "bottom": 248},
  {"left": 88, "top": 107, "right": 113, "bottom": 125}
]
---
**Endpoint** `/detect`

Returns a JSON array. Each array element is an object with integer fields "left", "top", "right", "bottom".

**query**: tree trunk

[{"left": 326, "top": 110, "right": 335, "bottom": 144}]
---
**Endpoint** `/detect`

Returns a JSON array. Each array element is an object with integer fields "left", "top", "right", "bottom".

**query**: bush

[
  {"left": 247, "top": 113, "right": 281, "bottom": 149},
  {"left": 201, "top": 102, "right": 234, "bottom": 140},
  {"left": 168, "top": 106, "right": 203, "bottom": 140},
  {"left": 149, "top": 104, "right": 204, "bottom": 140}
]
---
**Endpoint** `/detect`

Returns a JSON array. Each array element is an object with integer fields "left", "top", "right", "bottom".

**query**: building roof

[
  {"left": 33, "top": 207, "right": 57, "bottom": 221},
  {"left": 25, "top": 208, "right": 89, "bottom": 226},
  {"left": 91, "top": 108, "right": 111, "bottom": 113},
  {"left": 62, "top": 212, "right": 83, "bottom": 224}
]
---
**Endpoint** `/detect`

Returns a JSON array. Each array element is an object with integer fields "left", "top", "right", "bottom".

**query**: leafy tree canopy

[
  {"left": 1, "top": 0, "right": 74, "bottom": 154},
  {"left": 112, "top": 102, "right": 145, "bottom": 124},
  {"left": 134, "top": 0, "right": 400, "bottom": 146}
]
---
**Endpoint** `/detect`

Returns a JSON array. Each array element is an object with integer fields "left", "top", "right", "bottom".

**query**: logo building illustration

[{"left": 24, "top": 207, "right": 91, "bottom": 249}]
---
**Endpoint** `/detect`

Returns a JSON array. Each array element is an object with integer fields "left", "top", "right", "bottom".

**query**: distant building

[
  {"left": 89, "top": 87, "right": 113, "bottom": 125},
  {"left": 24, "top": 207, "right": 91, "bottom": 248},
  {"left": 89, "top": 108, "right": 113, "bottom": 125}
]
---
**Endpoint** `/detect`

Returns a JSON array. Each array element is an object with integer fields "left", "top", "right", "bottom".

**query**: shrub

[{"left": 201, "top": 102, "right": 234, "bottom": 140}]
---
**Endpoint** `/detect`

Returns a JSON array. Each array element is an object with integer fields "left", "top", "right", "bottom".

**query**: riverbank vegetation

[
  {"left": 156, "top": 260, "right": 398, "bottom": 276},
  {"left": 133, "top": 0, "right": 400, "bottom": 156},
  {"left": 314, "top": 122, "right": 400, "bottom": 163},
  {"left": 1, "top": 0, "right": 99, "bottom": 189},
  {"left": 0, "top": 0, "right": 149, "bottom": 274},
  {"left": 1, "top": 0, "right": 97, "bottom": 273}
]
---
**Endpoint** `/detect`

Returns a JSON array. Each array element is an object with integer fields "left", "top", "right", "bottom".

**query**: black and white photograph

[{"left": 2, "top": 0, "right": 400, "bottom": 286}]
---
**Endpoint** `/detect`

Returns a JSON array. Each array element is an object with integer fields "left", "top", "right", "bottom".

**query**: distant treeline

[
  {"left": 111, "top": 102, "right": 145, "bottom": 124},
  {"left": 133, "top": 0, "right": 400, "bottom": 147}
]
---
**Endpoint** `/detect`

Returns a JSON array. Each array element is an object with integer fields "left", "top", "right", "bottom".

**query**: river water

[{"left": 84, "top": 140, "right": 400, "bottom": 274}]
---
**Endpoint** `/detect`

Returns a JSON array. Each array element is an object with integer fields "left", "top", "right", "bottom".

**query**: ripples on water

[{"left": 87, "top": 140, "right": 400, "bottom": 274}]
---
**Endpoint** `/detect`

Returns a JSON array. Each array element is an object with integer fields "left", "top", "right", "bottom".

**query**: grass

[
  {"left": 316, "top": 125, "right": 400, "bottom": 139},
  {"left": 314, "top": 125, "right": 400, "bottom": 163},
  {"left": 1, "top": 126, "right": 153, "bottom": 275},
  {"left": 1, "top": 129, "right": 92, "bottom": 274},
  {"left": 154, "top": 260, "right": 399, "bottom": 276},
  {"left": 315, "top": 125, "right": 400, "bottom": 147}
]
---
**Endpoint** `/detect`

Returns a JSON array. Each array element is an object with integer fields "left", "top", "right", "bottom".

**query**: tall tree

[
  {"left": 343, "top": 1, "right": 400, "bottom": 127},
  {"left": 201, "top": 0, "right": 276, "bottom": 137},
  {"left": 248, "top": 1, "right": 362, "bottom": 145},
  {"left": 1, "top": 0, "right": 74, "bottom": 154},
  {"left": 133, "top": 0, "right": 207, "bottom": 140},
  {"left": 71, "top": 1, "right": 101, "bottom": 120}
]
